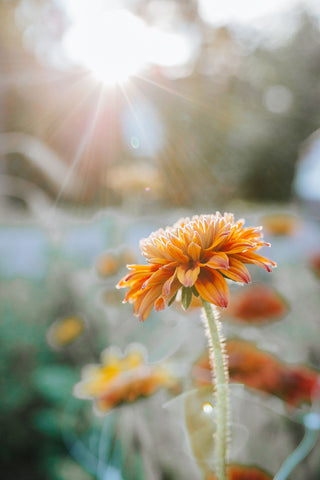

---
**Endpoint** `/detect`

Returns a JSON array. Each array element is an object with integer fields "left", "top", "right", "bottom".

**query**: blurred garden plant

[
  {"left": 117, "top": 213, "right": 275, "bottom": 480},
  {"left": 73, "top": 344, "right": 180, "bottom": 415}
]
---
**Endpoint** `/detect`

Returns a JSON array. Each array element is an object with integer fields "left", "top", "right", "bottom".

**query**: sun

[
  {"left": 62, "top": 4, "right": 195, "bottom": 86},
  {"left": 63, "top": 9, "right": 149, "bottom": 85}
]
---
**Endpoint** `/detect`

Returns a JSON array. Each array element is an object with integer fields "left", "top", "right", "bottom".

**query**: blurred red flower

[
  {"left": 193, "top": 339, "right": 320, "bottom": 407},
  {"left": 309, "top": 251, "right": 320, "bottom": 279},
  {"left": 224, "top": 284, "right": 288, "bottom": 324},
  {"left": 208, "top": 464, "right": 272, "bottom": 480}
]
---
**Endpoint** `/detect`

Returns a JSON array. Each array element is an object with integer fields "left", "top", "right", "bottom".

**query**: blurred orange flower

[
  {"left": 96, "top": 252, "right": 119, "bottom": 277},
  {"left": 208, "top": 464, "right": 272, "bottom": 480},
  {"left": 47, "top": 314, "right": 86, "bottom": 348},
  {"left": 261, "top": 213, "right": 299, "bottom": 236},
  {"left": 96, "top": 248, "right": 137, "bottom": 278},
  {"left": 193, "top": 339, "right": 320, "bottom": 407},
  {"left": 74, "top": 345, "right": 180, "bottom": 414},
  {"left": 225, "top": 284, "right": 288, "bottom": 324},
  {"left": 117, "top": 213, "right": 276, "bottom": 321}
]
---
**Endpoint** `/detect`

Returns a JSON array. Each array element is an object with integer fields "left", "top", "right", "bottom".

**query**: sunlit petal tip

[
  {"left": 116, "top": 279, "right": 125, "bottom": 288},
  {"left": 220, "top": 296, "right": 229, "bottom": 309},
  {"left": 155, "top": 296, "right": 166, "bottom": 311}
]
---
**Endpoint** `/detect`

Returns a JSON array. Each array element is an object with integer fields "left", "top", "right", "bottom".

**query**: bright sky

[
  {"left": 62, "top": 1, "right": 196, "bottom": 85},
  {"left": 62, "top": 0, "right": 319, "bottom": 85}
]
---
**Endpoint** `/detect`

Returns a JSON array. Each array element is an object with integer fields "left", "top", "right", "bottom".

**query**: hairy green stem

[{"left": 201, "top": 299, "right": 229, "bottom": 480}]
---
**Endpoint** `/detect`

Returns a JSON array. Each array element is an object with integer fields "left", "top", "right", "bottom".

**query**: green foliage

[{"left": 181, "top": 287, "right": 193, "bottom": 311}]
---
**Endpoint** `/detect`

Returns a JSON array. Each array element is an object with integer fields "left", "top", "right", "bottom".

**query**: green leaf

[
  {"left": 181, "top": 287, "right": 192, "bottom": 311},
  {"left": 192, "top": 286, "right": 200, "bottom": 297},
  {"left": 168, "top": 292, "right": 177, "bottom": 306}
]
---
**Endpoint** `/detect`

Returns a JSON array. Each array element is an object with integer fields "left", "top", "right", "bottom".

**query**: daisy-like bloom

[
  {"left": 193, "top": 339, "right": 320, "bottom": 407},
  {"left": 47, "top": 314, "right": 86, "bottom": 349},
  {"left": 117, "top": 213, "right": 276, "bottom": 321},
  {"left": 225, "top": 284, "right": 288, "bottom": 324},
  {"left": 208, "top": 464, "right": 272, "bottom": 480},
  {"left": 74, "top": 345, "right": 180, "bottom": 414}
]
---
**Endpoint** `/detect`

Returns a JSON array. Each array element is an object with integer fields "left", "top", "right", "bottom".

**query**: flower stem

[
  {"left": 274, "top": 413, "right": 320, "bottom": 480},
  {"left": 201, "top": 299, "right": 229, "bottom": 480}
]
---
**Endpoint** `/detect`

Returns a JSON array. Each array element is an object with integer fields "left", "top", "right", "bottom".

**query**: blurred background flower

[
  {"left": 73, "top": 344, "right": 181, "bottom": 414},
  {"left": 192, "top": 339, "right": 320, "bottom": 408}
]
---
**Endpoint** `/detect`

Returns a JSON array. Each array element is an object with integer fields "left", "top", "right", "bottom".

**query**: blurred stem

[
  {"left": 201, "top": 299, "right": 229, "bottom": 480},
  {"left": 274, "top": 423, "right": 319, "bottom": 480}
]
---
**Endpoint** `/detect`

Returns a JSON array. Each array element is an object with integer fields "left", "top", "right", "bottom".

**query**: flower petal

[
  {"left": 219, "top": 257, "right": 251, "bottom": 284},
  {"left": 188, "top": 242, "right": 202, "bottom": 262},
  {"left": 155, "top": 296, "right": 166, "bottom": 311},
  {"left": 166, "top": 242, "right": 189, "bottom": 262},
  {"left": 195, "top": 269, "right": 229, "bottom": 308},
  {"left": 177, "top": 263, "right": 200, "bottom": 287},
  {"left": 143, "top": 267, "right": 173, "bottom": 289},
  {"left": 136, "top": 284, "right": 163, "bottom": 321},
  {"left": 202, "top": 252, "right": 229, "bottom": 270},
  {"left": 233, "top": 252, "right": 277, "bottom": 272}
]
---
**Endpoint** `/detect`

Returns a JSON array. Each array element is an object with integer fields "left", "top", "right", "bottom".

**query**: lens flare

[{"left": 63, "top": 9, "right": 149, "bottom": 85}]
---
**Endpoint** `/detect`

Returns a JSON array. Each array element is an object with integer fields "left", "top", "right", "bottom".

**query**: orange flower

[
  {"left": 96, "top": 252, "right": 119, "bottom": 277},
  {"left": 193, "top": 339, "right": 320, "bottom": 407},
  {"left": 225, "top": 284, "right": 288, "bottom": 324},
  {"left": 208, "top": 464, "right": 272, "bottom": 480},
  {"left": 47, "top": 314, "right": 86, "bottom": 348},
  {"left": 117, "top": 213, "right": 276, "bottom": 321},
  {"left": 74, "top": 345, "right": 180, "bottom": 414},
  {"left": 96, "top": 248, "right": 137, "bottom": 278},
  {"left": 261, "top": 213, "right": 299, "bottom": 236}
]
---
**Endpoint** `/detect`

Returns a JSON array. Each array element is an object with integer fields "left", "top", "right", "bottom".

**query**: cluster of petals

[
  {"left": 73, "top": 345, "right": 179, "bottom": 414},
  {"left": 117, "top": 213, "right": 276, "bottom": 321}
]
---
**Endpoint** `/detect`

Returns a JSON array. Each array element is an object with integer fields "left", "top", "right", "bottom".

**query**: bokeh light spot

[
  {"left": 202, "top": 402, "right": 213, "bottom": 414},
  {"left": 130, "top": 136, "right": 140, "bottom": 149},
  {"left": 264, "top": 85, "right": 293, "bottom": 113}
]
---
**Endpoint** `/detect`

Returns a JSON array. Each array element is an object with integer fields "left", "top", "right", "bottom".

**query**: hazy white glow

[
  {"left": 148, "top": 28, "right": 193, "bottom": 67},
  {"left": 63, "top": 3, "right": 194, "bottom": 85},
  {"left": 198, "top": 0, "right": 300, "bottom": 24},
  {"left": 264, "top": 85, "right": 293, "bottom": 113},
  {"left": 63, "top": 9, "right": 148, "bottom": 85}
]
